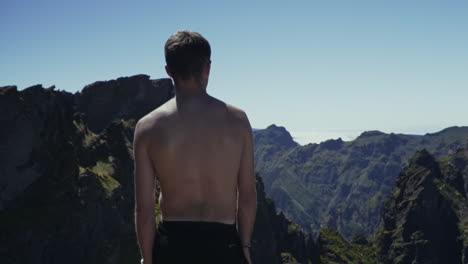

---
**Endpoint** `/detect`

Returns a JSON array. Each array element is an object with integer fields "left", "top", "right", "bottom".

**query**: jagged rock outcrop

[
  {"left": 376, "top": 149, "right": 468, "bottom": 264},
  {"left": 253, "top": 125, "right": 468, "bottom": 238},
  {"left": 0, "top": 76, "right": 174, "bottom": 264},
  {"left": 0, "top": 84, "right": 78, "bottom": 212},
  {"left": 254, "top": 124, "right": 299, "bottom": 150},
  {"left": 75, "top": 74, "right": 173, "bottom": 133}
]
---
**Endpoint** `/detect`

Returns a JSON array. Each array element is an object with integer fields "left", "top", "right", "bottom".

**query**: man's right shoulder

[
  {"left": 140, "top": 99, "right": 175, "bottom": 121},
  {"left": 225, "top": 103, "right": 248, "bottom": 121},
  {"left": 136, "top": 99, "right": 175, "bottom": 132}
]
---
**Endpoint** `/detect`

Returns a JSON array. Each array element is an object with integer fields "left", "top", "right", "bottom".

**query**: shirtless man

[{"left": 134, "top": 30, "right": 257, "bottom": 264}]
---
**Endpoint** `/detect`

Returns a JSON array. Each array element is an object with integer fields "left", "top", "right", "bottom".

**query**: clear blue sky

[{"left": 2, "top": 0, "right": 467, "bottom": 144}]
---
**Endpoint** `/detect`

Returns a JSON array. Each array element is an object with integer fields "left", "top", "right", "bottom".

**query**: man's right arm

[{"left": 237, "top": 112, "right": 257, "bottom": 263}]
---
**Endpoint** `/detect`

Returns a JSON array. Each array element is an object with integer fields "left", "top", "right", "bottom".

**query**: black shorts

[{"left": 153, "top": 220, "right": 246, "bottom": 264}]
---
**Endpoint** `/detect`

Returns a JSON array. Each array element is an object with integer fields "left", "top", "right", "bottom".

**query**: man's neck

[
  {"left": 173, "top": 81, "right": 211, "bottom": 113},
  {"left": 175, "top": 86, "right": 207, "bottom": 98},
  {"left": 174, "top": 79, "right": 208, "bottom": 100}
]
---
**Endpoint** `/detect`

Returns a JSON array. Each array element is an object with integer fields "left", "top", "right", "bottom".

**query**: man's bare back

[
  {"left": 139, "top": 95, "right": 249, "bottom": 224},
  {"left": 134, "top": 30, "right": 256, "bottom": 264}
]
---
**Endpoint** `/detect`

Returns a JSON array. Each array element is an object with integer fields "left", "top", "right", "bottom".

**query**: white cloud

[{"left": 290, "top": 129, "right": 362, "bottom": 145}]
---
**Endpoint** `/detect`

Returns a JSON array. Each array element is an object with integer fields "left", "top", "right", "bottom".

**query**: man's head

[{"left": 164, "top": 30, "right": 211, "bottom": 83}]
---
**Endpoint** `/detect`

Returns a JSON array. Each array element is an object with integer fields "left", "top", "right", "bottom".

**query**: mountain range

[
  {"left": 1, "top": 75, "right": 467, "bottom": 263},
  {"left": 254, "top": 124, "right": 468, "bottom": 238}
]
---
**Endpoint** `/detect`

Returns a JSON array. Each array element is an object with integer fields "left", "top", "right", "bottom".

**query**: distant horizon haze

[{"left": 255, "top": 124, "right": 468, "bottom": 145}]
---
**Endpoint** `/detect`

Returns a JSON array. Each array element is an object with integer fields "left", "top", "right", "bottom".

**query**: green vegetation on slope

[
  {"left": 281, "top": 252, "right": 299, "bottom": 264},
  {"left": 318, "top": 227, "right": 377, "bottom": 264},
  {"left": 81, "top": 156, "right": 120, "bottom": 197}
]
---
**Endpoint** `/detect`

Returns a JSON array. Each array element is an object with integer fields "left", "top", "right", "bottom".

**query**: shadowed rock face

[
  {"left": 0, "top": 84, "right": 78, "bottom": 212},
  {"left": 253, "top": 124, "right": 468, "bottom": 238},
  {"left": 0, "top": 76, "right": 321, "bottom": 264},
  {"left": 376, "top": 149, "right": 468, "bottom": 264},
  {"left": 0, "top": 76, "right": 174, "bottom": 264},
  {"left": 251, "top": 174, "right": 320, "bottom": 264}
]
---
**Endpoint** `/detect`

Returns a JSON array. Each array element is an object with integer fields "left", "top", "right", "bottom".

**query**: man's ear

[
  {"left": 203, "top": 61, "right": 211, "bottom": 77},
  {"left": 165, "top": 65, "right": 174, "bottom": 78}
]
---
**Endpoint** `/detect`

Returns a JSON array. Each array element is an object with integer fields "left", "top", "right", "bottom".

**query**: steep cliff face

[
  {"left": 253, "top": 125, "right": 468, "bottom": 238},
  {"left": 376, "top": 149, "right": 468, "bottom": 264},
  {"left": 0, "top": 84, "right": 78, "bottom": 212},
  {"left": 0, "top": 76, "right": 174, "bottom": 264},
  {"left": 251, "top": 175, "right": 320, "bottom": 264}
]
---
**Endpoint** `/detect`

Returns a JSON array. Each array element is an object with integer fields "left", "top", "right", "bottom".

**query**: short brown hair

[{"left": 164, "top": 30, "right": 211, "bottom": 80}]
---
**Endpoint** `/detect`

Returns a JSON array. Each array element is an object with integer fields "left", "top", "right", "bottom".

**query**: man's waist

[
  {"left": 159, "top": 219, "right": 236, "bottom": 232},
  {"left": 156, "top": 220, "right": 241, "bottom": 247}
]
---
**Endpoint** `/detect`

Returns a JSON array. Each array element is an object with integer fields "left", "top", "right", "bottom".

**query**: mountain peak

[
  {"left": 266, "top": 124, "right": 287, "bottom": 130},
  {"left": 254, "top": 124, "right": 298, "bottom": 149},
  {"left": 81, "top": 74, "right": 151, "bottom": 92},
  {"left": 357, "top": 130, "right": 386, "bottom": 138},
  {"left": 319, "top": 138, "right": 344, "bottom": 151},
  {"left": 408, "top": 149, "right": 438, "bottom": 168},
  {"left": 75, "top": 74, "right": 174, "bottom": 133}
]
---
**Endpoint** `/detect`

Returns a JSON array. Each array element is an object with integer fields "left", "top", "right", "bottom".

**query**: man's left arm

[{"left": 133, "top": 120, "right": 156, "bottom": 264}]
